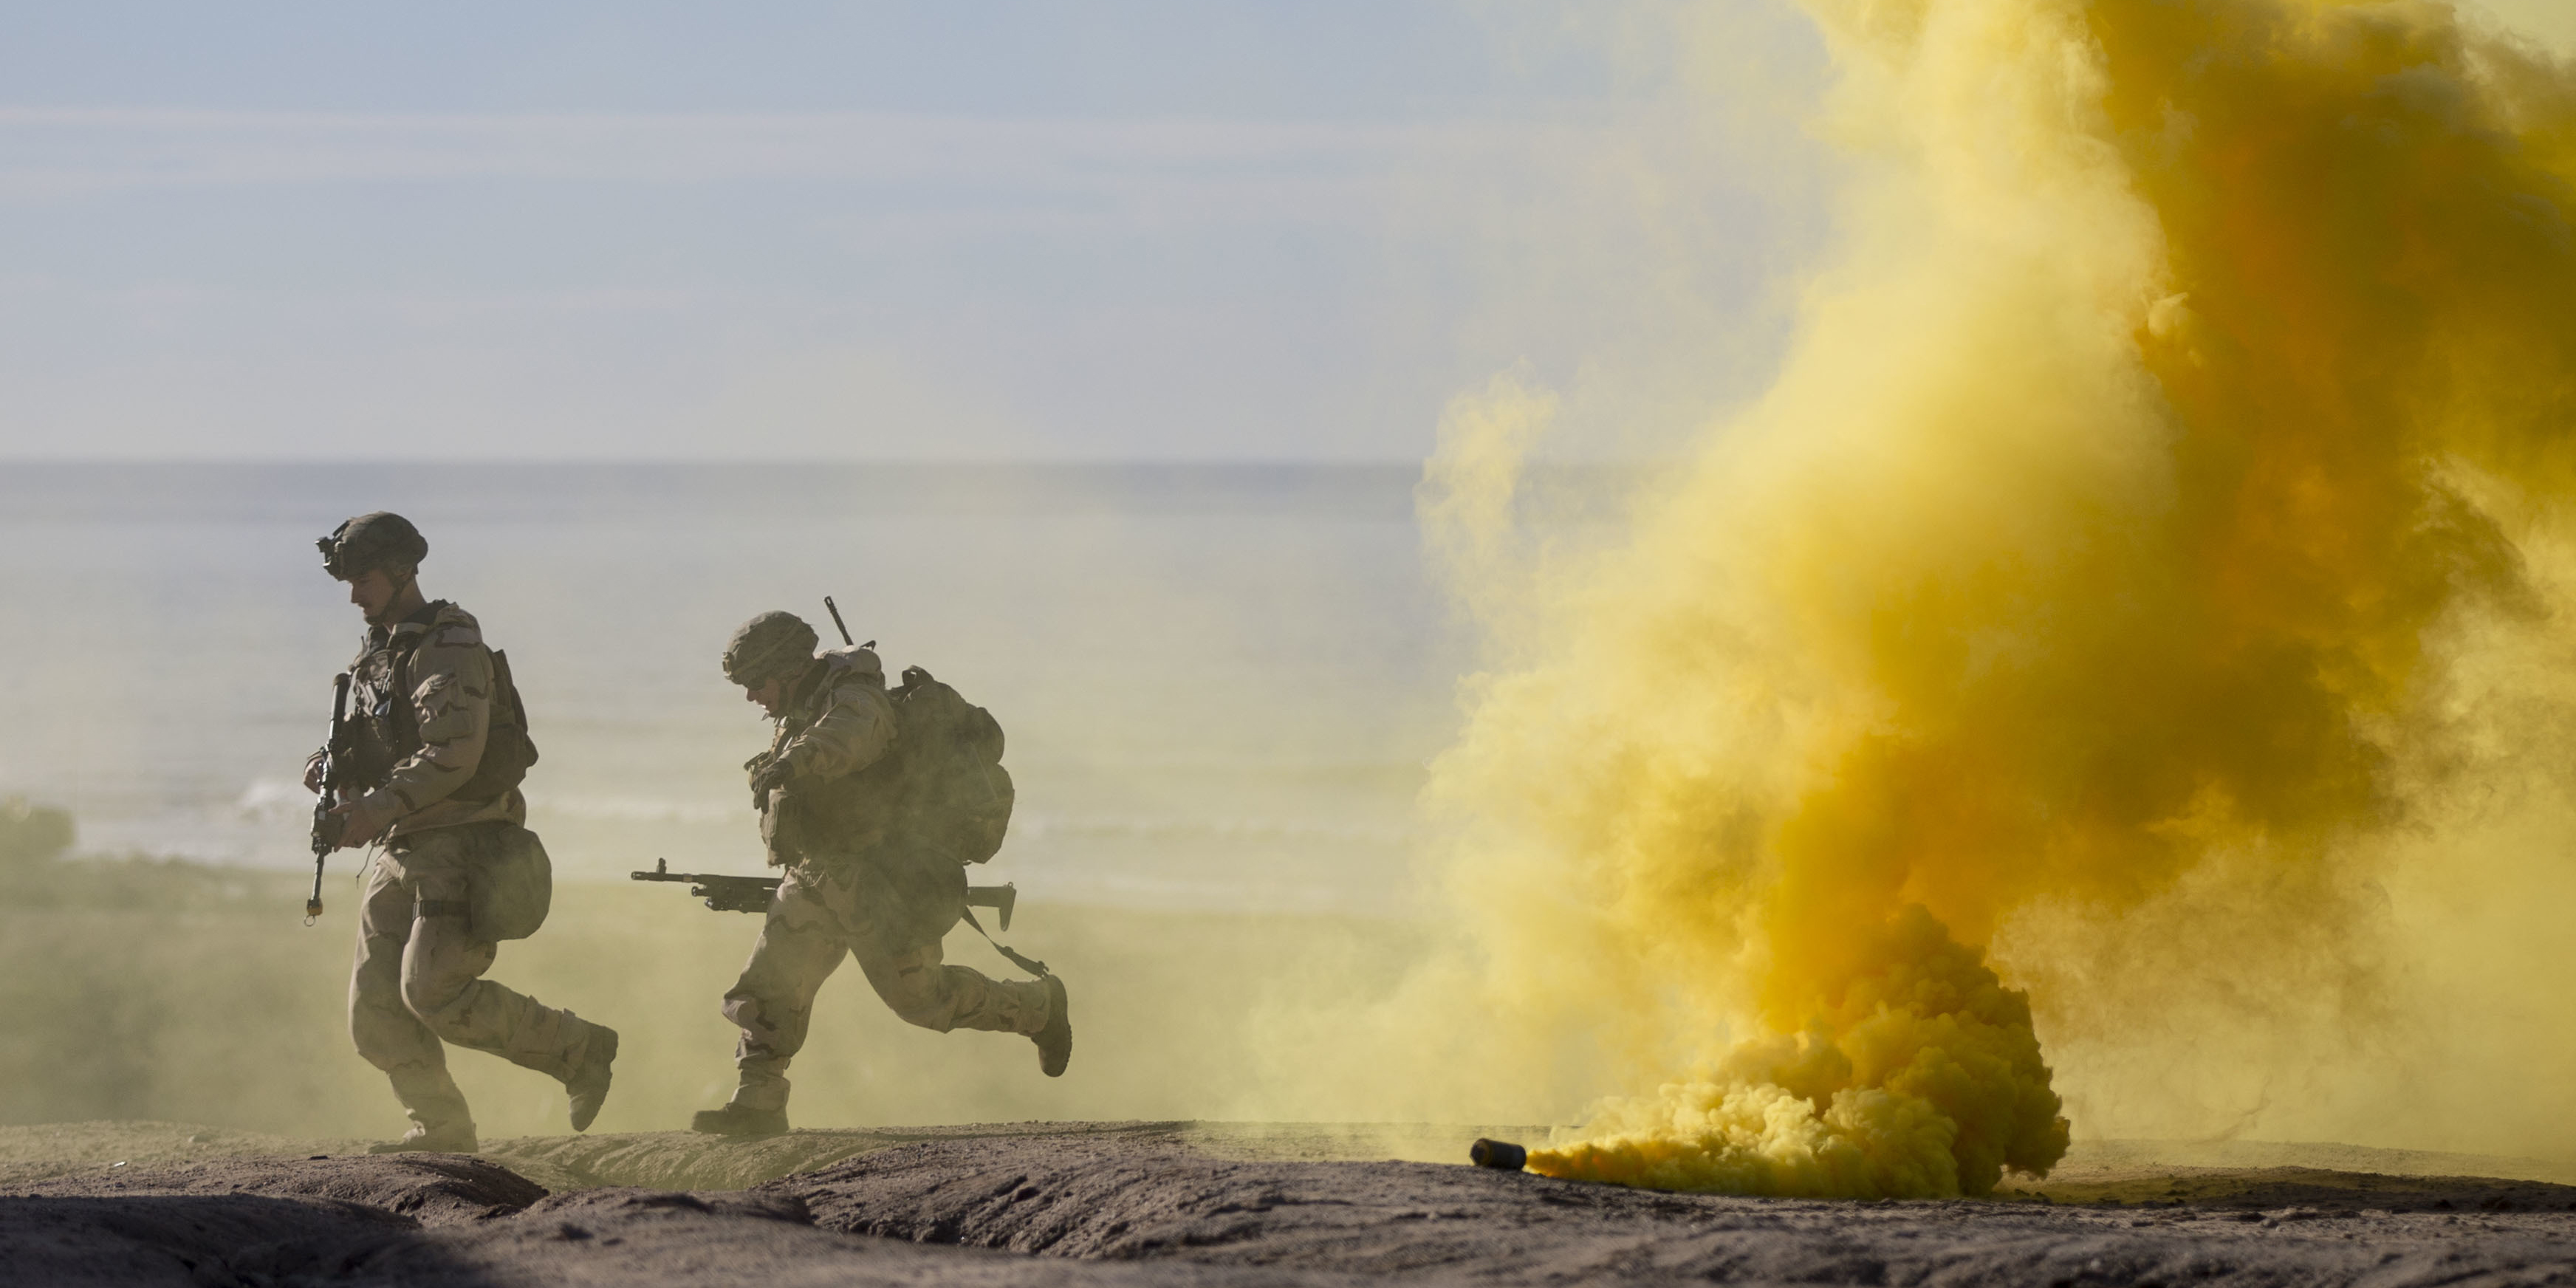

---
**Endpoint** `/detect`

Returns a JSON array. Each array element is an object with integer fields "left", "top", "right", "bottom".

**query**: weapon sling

[{"left": 959, "top": 905, "right": 1048, "bottom": 979}]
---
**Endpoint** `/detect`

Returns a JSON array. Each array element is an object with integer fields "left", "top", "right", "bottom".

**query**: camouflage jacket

[
  {"left": 756, "top": 648, "right": 897, "bottom": 868},
  {"left": 345, "top": 600, "right": 524, "bottom": 839}
]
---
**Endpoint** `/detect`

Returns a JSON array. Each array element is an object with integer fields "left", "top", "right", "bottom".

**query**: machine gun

[
  {"left": 306, "top": 671, "right": 354, "bottom": 923},
  {"left": 630, "top": 859, "right": 781, "bottom": 914},
  {"left": 630, "top": 857, "right": 1018, "bottom": 928}
]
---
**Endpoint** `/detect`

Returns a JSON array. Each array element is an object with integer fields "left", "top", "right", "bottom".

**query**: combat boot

[
  {"left": 1032, "top": 974, "right": 1072, "bottom": 1078},
  {"left": 367, "top": 1123, "right": 478, "bottom": 1154},
  {"left": 691, "top": 1104, "right": 789, "bottom": 1138},
  {"left": 565, "top": 1026, "right": 619, "bottom": 1132}
]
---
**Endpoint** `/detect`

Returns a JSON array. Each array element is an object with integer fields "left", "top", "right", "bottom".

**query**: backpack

[
  {"left": 456, "top": 648, "right": 540, "bottom": 801},
  {"left": 885, "top": 665, "right": 1013, "bottom": 865}
]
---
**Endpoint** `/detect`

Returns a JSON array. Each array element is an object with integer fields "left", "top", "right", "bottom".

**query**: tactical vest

[
  {"left": 346, "top": 603, "right": 539, "bottom": 804},
  {"left": 764, "top": 651, "right": 902, "bottom": 860}
]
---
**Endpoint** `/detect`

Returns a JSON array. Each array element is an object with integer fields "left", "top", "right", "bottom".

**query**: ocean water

[{"left": 0, "top": 462, "right": 1470, "bottom": 914}]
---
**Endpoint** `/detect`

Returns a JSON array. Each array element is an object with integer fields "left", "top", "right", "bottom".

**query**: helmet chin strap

[{"left": 364, "top": 566, "right": 422, "bottom": 626}]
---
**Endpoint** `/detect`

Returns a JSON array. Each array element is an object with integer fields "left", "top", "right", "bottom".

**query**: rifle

[
  {"left": 631, "top": 858, "right": 780, "bottom": 914},
  {"left": 306, "top": 671, "right": 354, "bottom": 923},
  {"left": 822, "top": 595, "right": 871, "bottom": 650},
  {"left": 630, "top": 857, "right": 1019, "bottom": 928}
]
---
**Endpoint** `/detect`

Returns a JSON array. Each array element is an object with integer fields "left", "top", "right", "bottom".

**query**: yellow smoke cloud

[
  {"left": 1529, "top": 907, "right": 2067, "bottom": 1196},
  {"left": 1423, "top": 0, "right": 2576, "bottom": 1196}
]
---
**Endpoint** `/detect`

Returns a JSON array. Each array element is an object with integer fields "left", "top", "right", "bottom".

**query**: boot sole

[{"left": 1037, "top": 975, "right": 1072, "bottom": 1077}]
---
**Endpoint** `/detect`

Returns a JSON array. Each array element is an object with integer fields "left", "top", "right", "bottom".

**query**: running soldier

[
  {"left": 306, "top": 512, "right": 617, "bottom": 1153},
  {"left": 691, "top": 611, "right": 1070, "bottom": 1137}
]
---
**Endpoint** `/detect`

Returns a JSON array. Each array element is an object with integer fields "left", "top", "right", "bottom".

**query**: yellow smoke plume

[{"left": 1422, "top": 0, "right": 2576, "bottom": 1197}]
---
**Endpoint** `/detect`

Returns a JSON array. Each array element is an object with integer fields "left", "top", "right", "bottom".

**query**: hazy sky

[
  {"left": 1, "top": 2, "right": 2563, "bottom": 462},
  {"left": 0, "top": 1, "right": 1837, "bottom": 461}
]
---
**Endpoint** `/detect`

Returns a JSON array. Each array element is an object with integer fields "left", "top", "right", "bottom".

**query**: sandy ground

[{"left": 6, "top": 1121, "right": 2576, "bottom": 1285}]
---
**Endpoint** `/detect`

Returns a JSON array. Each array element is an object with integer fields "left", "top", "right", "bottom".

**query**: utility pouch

[
  {"left": 758, "top": 786, "right": 806, "bottom": 868},
  {"left": 470, "top": 824, "right": 553, "bottom": 941},
  {"left": 888, "top": 843, "right": 970, "bottom": 946},
  {"left": 840, "top": 843, "right": 967, "bottom": 950}
]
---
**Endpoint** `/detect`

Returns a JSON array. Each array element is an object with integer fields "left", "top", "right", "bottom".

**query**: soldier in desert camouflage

[
  {"left": 691, "top": 610, "right": 1070, "bottom": 1137},
  {"left": 306, "top": 512, "right": 618, "bottom": 1154}
]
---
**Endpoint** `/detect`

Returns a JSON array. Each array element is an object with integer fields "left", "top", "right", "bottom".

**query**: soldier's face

[
  {"left": 744, "top": 676, "right": 788, "bottom": 717},
  {"left": 342, "top": 569, "right": 400, "bottom": 624}
]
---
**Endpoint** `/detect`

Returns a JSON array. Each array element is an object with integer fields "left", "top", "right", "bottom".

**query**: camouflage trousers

[
  {"left": 349, "top": 824, "right": 605, "bottom": 1136},
  {"left": 719, "top": 859, "right": 1051, "bottom": 1112}
]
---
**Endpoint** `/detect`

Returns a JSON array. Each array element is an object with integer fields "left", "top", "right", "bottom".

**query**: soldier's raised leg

[
  {"left": 843, "top": 855, "right": 1072, "bottom": 1076},
  {"left": 390, "top": 828, "right": 617, "bottom": 1131},
  {"left": 858, "top": 938, "right": 1069, "bottom": 1076},
  {"left": 858, "top": 938, "right": 1050, "bottom": 1033}
]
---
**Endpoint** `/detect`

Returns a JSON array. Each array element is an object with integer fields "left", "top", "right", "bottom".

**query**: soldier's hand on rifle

[
  {"left": 326, "top": 795, "right": 398, "bottom": 850},
  {"left": 303, "top": 751, "right": 327, "bottom": 795},
  {"left": 748, "top": 755, "right": 796, "bottom": 803}
]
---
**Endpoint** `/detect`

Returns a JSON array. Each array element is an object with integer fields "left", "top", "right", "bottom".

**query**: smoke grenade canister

[{"left": 1470, "top": 1138, "right": 1527, "bottom": 1171}]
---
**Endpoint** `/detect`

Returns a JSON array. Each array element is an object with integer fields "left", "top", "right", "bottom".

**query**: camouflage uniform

[
  {"left": 335, "top": 600, "right": 609, "bottom": 1141},
  {"left": 717, "top": 646, "right": 1053, "bottom": 1114}
]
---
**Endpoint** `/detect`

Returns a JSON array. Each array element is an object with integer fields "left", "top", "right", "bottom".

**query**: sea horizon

[{"left": 0, "top": 458, "right": 1521, "bottom": 916}]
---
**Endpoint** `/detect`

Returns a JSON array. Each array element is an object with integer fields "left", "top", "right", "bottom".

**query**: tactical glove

[{"left": 749, "top": 754, "right": 797, "bottom": 805}]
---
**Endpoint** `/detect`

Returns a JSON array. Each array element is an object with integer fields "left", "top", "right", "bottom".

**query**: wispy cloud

[{"left": 0, "top": 108, "right": 1594, "bottom": 220}]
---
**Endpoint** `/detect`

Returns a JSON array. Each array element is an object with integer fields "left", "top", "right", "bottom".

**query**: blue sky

[
  {"left": 5, "top": 2, "right": 2560, "bottom": 462},
  {"left": 0, "top": 1, "right": 1831, "bottom": 460}
]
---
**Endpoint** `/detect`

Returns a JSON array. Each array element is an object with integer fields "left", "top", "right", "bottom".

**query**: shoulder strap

[
  {"left": 382, "top": 602, "right": 453, "bottom": 705},
  {"left": 385, "top": 628, "right": 434, "bottom": 749},
  {"left": 959, "top": 907, "right": 1049, "bottom": 979},
  {"left": 487, "top": 648, "right": 530, "bottom": 733},
  {"left": 388, "top": 631, "right": 425, "bottom": 696}
]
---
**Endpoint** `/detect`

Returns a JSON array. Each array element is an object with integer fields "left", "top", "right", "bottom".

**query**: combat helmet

[
  {"left": 724, "top": 611, "right": 819, "bottom": 687},
  {"left": 318, "top": 512, "right": 428, "bottom": 579}
]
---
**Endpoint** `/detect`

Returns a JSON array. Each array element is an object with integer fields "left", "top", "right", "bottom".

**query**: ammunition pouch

[
  {"left": 759, "top": 761, "right": 901, "bottom": 869},
  {"left": 338, "top": 724, "right": 399, "bottom": 795}
]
